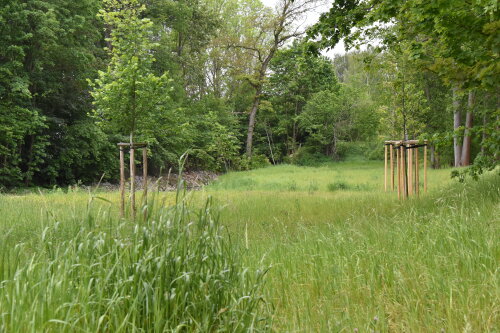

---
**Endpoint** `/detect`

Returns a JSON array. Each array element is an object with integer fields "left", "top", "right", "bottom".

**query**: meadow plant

[{"left": 0, "top": 183, "right": 270, "bottom": 332}]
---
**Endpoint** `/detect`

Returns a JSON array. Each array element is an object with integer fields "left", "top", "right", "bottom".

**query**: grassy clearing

[
  {"left": 203, "top": 163, "right": 499, "bottom": 331},
  {"left": 0, "top": 161, "right": 498, "bottom": 331},
  {"left": 208, "top": 161, "right": 452, "bottom": 193}
]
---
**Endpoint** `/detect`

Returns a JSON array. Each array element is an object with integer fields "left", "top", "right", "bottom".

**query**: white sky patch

[{"left": 260, "top": 0, "right": 347, "bottom": 57}]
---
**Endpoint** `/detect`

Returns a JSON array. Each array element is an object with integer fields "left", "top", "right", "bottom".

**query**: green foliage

[
  {"left": 289, "top": 147, "right": 332, "bottom": 166},
  {"left": 147, "top": 0, "right": 220, "bottom": 100},
  {"left": 89, "top": 0, "right": 201, "bottom": 174},
  {"left": 207, "top": 124, "right": 241, "bottom": 172},
  {"left": 2, "top": 0, "right": 496, "bottom": 188},
  {"left": 0, "top": 0, "right": 105, "bottom": 187},
  {"left": 299, "top": 85, "right": 369, "bottom": 159},
  {"left": 54, "top": 121, "right": 116, "bottom": 184},
  {"left": 90, "top": 0, "right": 171, "bottom": 141},
  {"left": 453, "top": 109, "right": 500, "bottom": 181},
  {"left": 0, "top": 1, "right": 51, "bottom": 186},
  {"left": 310, "top": 0, "right": 499, "bottom": 174},
  {"left": 233, "top": 154, "right": 271, "bottom": 171},
  {"left": 262, "top": 41, "right": 338, "bottom": 159}
]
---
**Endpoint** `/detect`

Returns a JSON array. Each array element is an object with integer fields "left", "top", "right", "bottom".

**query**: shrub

[
  {"left": 365, "top": 141, "right": 385, "bottom": 160},
  {"left": 290, "top": 147, "right": 331, "bottom": 166},
  {"left": 249, "top": 154, "right": 272, "bottom": 169},
  {"left": 334, "top": 141, "right": 349, "bottom": 159},
  {"left": 234, "top": 154, "right": 271, "bottom": 171}
]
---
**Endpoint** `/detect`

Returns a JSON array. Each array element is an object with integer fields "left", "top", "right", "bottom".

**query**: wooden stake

[
  {"left": 396, "top": 146, "right": 400, "bottom": 199},
  {"left": 130, "top": 147, "right": 136, "bottom": 220},
  {"left": 384, "top": 145, "right": 388, "bottom": 192},
  {"left": 408, "top": 145, "right": 413, "bottom": 196},
  {"left": 402, "top": 145, "right": 407, "bottom": 199},
  {"left": 142, "top": 148, "right": 148, "bottom": 220},
  {"left": 119, "top": 147, "right": 125, "bottom": 218},
  {"left": 415, "top": 147, "right": 419, "bottom": 196},
  {"left": 390, "top": 144, "right": 394, "bottom": 191},
  {"left": 424, "top": 143, "right": 428, "bottom": 193}
]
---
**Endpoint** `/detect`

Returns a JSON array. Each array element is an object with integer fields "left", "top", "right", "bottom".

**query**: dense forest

[{"left": 1, "top": 0, "right": 498, "bottom": 188}]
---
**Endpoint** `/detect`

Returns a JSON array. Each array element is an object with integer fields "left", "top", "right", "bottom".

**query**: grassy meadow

[{"left": 0, "top": 160, "right": 498, "bottom": 331}]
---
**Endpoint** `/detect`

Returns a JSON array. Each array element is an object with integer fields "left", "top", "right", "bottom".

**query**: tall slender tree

[{"left": 90, "top": 0, "right": 171, "bottom": 145}]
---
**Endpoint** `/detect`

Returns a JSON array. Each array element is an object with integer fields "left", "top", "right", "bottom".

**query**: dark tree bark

[
  {"left": 246, "top": 89, "right": 262, "bottom": 156},
  {"left": 460, "top": 90, "right": 475, "bottom": 166}
]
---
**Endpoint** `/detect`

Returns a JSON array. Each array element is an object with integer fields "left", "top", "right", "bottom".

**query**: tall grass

[
  {"left": 0, "top": 186, "right": 270, "bottom": 331},
  {"left": 208, "top": 170, "right": 499, "bottom": 332},
  {"left": 1, "top": 161, "right": 498, "bottom": 331}
]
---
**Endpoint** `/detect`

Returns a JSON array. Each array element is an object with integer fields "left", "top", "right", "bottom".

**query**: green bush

[
  {"left": 52, "top": 120, "right": 117, "bottom": 184},
  {"left": 334, "top": 141, "right": 349, "bottom": 159},
  {"left": 234, "top": 154, "right": 271, "bottom": 171},
  {"left": 365, "top": 141, "right": 385, "bottom": 160},
  {"left": 290, "top": 147, "right": 331, "bottom": 166},
  {"left": 249, "top": 154, "right": 272, "bottom": 169}
]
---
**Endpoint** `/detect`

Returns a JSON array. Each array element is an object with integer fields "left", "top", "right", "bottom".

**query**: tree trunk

[
  {"left": 452, "top": 86, "right": 462, "bottom": 167},
  {"left": 430, "top": 144, "right": 435, "bottom": 169},
  {"left": 461, "top": 90, "right": 475, "bottom": 166},
  {"left": 244, "top": 37, "right": 277, "bottom": 157},
  {"left": 246, "top": 87, "right": 261, "bottom": 157}
]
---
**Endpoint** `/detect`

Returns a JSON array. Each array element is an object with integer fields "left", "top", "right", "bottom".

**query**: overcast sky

[{"left": 260, "top": 0, "right": 347, "bottom": 56}]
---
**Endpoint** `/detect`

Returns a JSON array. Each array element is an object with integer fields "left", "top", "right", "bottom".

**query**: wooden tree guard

[
  {"left": 119, "top": 147, "right": 126, "bottom": 218},
  {"left": 390, "top": 144, "right": 394, "bottom": 191},
  {"left": 117, "top": 142, "right": 148, "bottom": 219},
  {"left": 142, "top": 148, "right": 148, "bottom": 216},
  {"left": 384, "top": 140, "right": 428, "bottom": 199},
  {"left": 423, "top": 144, "right": 427, "bottom": 193},
  {"left": 384, "top": 145, "right": 388, "bottom": 192},
  {"left": 396, "top": 146, "right": 400, "bottom": 199}
]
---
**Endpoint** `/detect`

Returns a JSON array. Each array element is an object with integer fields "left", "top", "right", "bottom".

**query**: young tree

[{"left": 90, "top": 0, "right": 171, "bottom": 145}]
